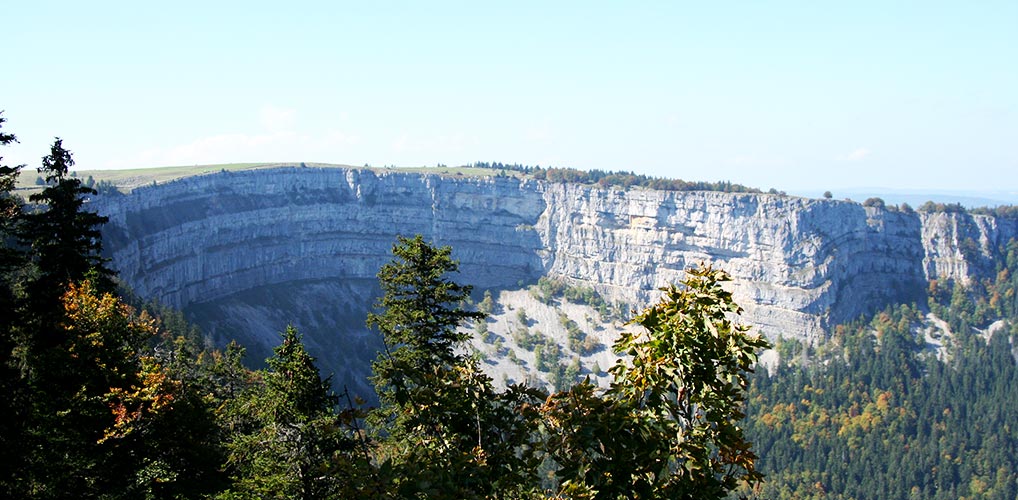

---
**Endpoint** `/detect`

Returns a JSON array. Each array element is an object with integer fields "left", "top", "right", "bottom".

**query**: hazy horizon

[{"left": 4, "top": 2, "right": 1016, "bottom": 193}]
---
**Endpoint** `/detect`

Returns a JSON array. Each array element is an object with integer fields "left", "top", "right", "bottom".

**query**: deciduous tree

[
  {"left": 21, "top": 279, "right": 166, "bottom": 497},
  {"left": 544, "top": 265, "right": 770, "bottom": 499}
]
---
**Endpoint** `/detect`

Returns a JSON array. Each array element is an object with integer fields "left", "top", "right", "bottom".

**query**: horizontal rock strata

[{"left": 91, "top": 166, "right": 1016, "bottom": 385}]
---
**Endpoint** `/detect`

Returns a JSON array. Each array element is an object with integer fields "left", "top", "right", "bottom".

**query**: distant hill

[
  {"left": 19, "top": 162, "right": 1015, "bottom": 210},
  {"left": 15, "top": 162, "right": 352, "bottom": 194},
  {"left": 792, "top": 187, "right": 1018, "bottom": 209}
]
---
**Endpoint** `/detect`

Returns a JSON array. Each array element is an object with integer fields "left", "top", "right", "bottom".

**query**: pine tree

[
  {"left": 367, "top": 235, "right": 542, "bottom": 498},
  {"left": 0, "top": 111, "right": 23, "bottom": 274},
  {"left": 0, "top": 111, "right": 30, "bottom": 497},
  {"left": 19, "top": 138, "right": 112, "bottom": 310},
  {"left": 367, "top": 235, "right": 487, "bottom": 443},
  {"left": 368, "top": 234, "right": 484, "bottom": 373},
  {"left": 222, "top": 326, "right": 361, "bottom": 499},
  {"left": 14, "top": 138, "right": 115, "bottom": 396}
]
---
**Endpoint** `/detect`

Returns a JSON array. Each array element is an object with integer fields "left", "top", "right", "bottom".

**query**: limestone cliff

[{"left": 91, "top": 166, "right": 1017, "bottom": 393}]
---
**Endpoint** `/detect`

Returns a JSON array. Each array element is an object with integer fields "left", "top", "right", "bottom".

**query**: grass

[
  {"left": 11, "top": 162, "right": 513, "bottom": 196},
  {"left": 15, "top": 162, "right": 277, "bottom": 192},
  {"left": 383, "top": 166, "right": 516, "bottom": 177}
]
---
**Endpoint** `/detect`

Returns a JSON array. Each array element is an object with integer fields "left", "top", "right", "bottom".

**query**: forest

[
  {"left": 1, "top": 115, "right": 767, "bottom": 498},
  {"left": 740, "top": 241, "right": 1018, "bottom": 500},
  {"left": 4, "top": 113, "right": 1018, "bottom": 499},
  {"left": 470, "top": 161, "right": 769, "bottom": 194}
]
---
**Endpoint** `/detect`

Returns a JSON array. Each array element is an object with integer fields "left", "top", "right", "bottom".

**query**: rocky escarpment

[
  {"left": 101, "top": 168, "right": 547, "bottom": 307},
  {"left": 92, "top": 166, "right": 1017, "bottom": 394}
]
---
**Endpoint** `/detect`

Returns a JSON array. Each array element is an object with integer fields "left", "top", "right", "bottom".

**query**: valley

[{"left": 88, "top": 165, "right": 1017, "bottom": 396}]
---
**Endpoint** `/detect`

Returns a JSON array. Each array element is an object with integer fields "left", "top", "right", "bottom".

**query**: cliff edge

[{"left": 91, "top": 166, "right": 1017, "bottom": 393}]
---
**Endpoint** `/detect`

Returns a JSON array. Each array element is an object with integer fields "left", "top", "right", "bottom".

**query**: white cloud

[
  {"left": 107, "top": 131, "right": 298, "bottom": 167},
  {"left": 525, "top": 123, "right": 555, "bottom": 143},
  {"left": 319, "top": 129, "right": 361, "bottom": 149},
  {"left": 840, "top": 148, "right": 871, "bottom": 162},
  {"left": 107, "top": 128, "right": 363, "bottom": 168},
  {"left": 259, "top": 105, "right": 298, "bottom": 132},
  {"left": 727, "top": 154, "right": 787, "bottom": 167},
  {"left": 389, "top": 132, "right": 471, "bottom": 156}
]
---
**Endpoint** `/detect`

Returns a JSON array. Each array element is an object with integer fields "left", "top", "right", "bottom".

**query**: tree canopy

[
  {"left": 544, "top": 265, "right": 769, "bottom": 499},
  {"left": 0, "top": 117, "right": 772, "bottom": 498}
]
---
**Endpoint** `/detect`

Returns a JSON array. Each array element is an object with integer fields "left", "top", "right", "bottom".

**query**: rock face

[
  {"left": 92, "top": 166, "right": 1017, "bottom": 393},
  {"left": 101, "top": 168, "right": 547, "bottom": 307}
]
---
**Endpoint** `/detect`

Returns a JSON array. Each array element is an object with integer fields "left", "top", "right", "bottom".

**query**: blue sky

[{"left": 3, "top": 1, "right": 1016, "bottom": 192}]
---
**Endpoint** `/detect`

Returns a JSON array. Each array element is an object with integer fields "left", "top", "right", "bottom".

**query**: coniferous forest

[
  {"left": 741, "top": 245, "right": 1018, "bottom": 499},
  {"left": 1, "top": 115, "right": 767, "bottom": 498},
  {"left": 4, "top": 114, "right": 1018, "bottom": 499}
]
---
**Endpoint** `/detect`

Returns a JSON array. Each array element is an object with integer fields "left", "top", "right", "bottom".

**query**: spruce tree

[
  {"left": 0, "top": 111, "right": 30, "bottom": 498},
  {"left": 19, "top": 138, "right": 112, "bottom": 309},
  {"left": 222, "top": 327, "right": 362, "bottom": 499},
  {"left": 367, "top": 235, "right": 542, "bottom": 498},
  {"left": 15, "top": 138, "right": 114, "bottom": 379},
  {"left": 0, "top": 111, "right": 23, "bottom": 273}
]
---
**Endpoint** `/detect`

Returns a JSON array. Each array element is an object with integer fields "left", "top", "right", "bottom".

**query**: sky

[{"left": 2, "top": 1, "right": 1016, "bottom": 193}]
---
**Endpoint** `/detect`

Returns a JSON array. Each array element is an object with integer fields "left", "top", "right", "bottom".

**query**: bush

[{"left": 862, "top": 197, "right": 886, "bottom": 208}]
